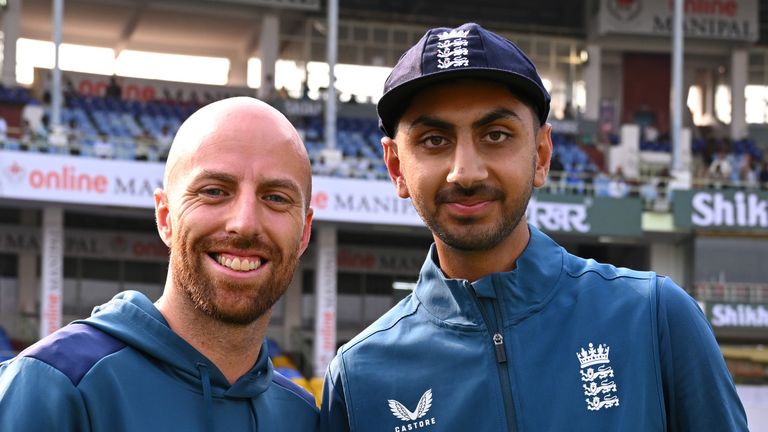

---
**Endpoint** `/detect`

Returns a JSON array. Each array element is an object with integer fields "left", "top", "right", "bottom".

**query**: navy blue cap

[{"left": 377, "top": 22, "right": 551, "bottom": 138}]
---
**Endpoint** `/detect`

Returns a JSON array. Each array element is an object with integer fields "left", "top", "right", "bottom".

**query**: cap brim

[{"left": 377, "top": 68, "right": 549, "bottom": 138}]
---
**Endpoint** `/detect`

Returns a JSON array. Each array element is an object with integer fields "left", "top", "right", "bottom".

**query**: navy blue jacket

[
  {"left": 0, "top": 291, "right": 319, "bottom": 431},
  {"left": 321, "top": 226, "right": 747, "bottom": 431}
]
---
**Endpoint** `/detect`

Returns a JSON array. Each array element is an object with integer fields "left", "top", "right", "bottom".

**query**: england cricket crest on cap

[
  {"left": 436, "top": 28, "right": 470, "bottom": 70},
  {"left": 577, "top": 343, "right": 620, "bottom": 411}
]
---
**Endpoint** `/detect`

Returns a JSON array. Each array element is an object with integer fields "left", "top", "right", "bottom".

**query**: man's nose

[
  {"left": 446, "top": 140, "right": 488, "bottom": 188},
  {"left": 225, "top": 193, "right": 263, "bottom": 237}
]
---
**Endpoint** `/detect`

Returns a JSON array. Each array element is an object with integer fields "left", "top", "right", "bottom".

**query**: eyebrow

[
  {"left": 407, "top": 108, "right": 523, "bottom": 134},
  {"left": 407, "top": 116, "right": 455, "bottom": 133},
  {"left": 261, "top": 178, "right": 303, "bottom": 197},
  {"left": 192, "top": 170, "right": 238, "bottom": 185},
  {"left": 471, "top": 108, "right": 523, "bottom": 129}
]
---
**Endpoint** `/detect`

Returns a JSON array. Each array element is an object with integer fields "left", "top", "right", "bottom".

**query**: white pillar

[
  {"left": 584, "top": 44, "right": 602, "bottom": 122},
  {"left": 283, "top": 265, "right": 303, "bottom": 351},
  {"left": 650, "top": 242, "right": 688, "bottom": 289},
  {"left": 258, "top": 14, "right": 279, "bottom": 100},
  {"left": 313, "top": 224, "right": 337, "bottom": 377},
  {"left": 704, "top": 69, "right": 715, "bottom": 121},
  {"left": 228, "top": 55, "right": 248, "bottom": 88},
  {"left": 730, "top": 49, "right": 747, "bottom": 140},
  {"left": 39, "top": 207, "right": 64, "bottom": 338},
  {"left": 17, "top": 209, "right": 37, "bottom": 315},
  {"left": 1, "top": 0, "right": 21, "bottom": 86}
]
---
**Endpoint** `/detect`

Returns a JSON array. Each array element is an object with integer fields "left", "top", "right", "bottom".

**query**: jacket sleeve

[
  {"left": 0, "top": 357, "right": 90, "bottom": 431},
  {"left": 319, "top": 355, "right": 352, "bottom": 432},
  {"left": 656, "top": 277, "right": 749, "bottom": 431}
]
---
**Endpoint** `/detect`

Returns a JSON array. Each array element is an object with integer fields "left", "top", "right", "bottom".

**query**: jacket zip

[{"left": 465, "top": 281, "right": 517, "bottom": 432}]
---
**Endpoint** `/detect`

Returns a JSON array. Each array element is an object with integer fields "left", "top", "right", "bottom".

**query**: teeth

[{"left": 215, "top": 254, "right": 261, "bottom": 272}]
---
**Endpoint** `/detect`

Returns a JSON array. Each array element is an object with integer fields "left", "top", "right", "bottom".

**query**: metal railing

[{"left": 694, "top": 282, "right": 768, "bottom": 303}]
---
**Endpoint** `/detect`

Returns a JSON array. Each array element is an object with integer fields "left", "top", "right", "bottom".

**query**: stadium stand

[
  {"left": 1, "top": 0, "right": 768, "bottom": 426},
  {"left": 0, "top": 326, "right": 16, "bottom": 362}
]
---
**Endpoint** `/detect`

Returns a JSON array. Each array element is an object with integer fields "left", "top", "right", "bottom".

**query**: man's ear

[
  {"left": 298, "top": 207, "right": 313, "bottom": 256},
  {"left": 154, "top": 188, "right": 172, "bottom": 247},
  {"left": 382, "top": 136, "right": 410, "bottom": 199},
  {"left": 533, "top": 123, "right": 553, "bottom": 189}
]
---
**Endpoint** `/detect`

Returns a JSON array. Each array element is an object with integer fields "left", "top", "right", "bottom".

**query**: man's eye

[
  {"left": 485, "top": 131, "right": 510, "bottom": 143},
  {"left": 201, "top": 188, "right": 225, "bottom": 197},
  {"left": 265, "top": 194, "right": 289, "bottom": 204},
  {"left": 421, "top": 135, "right": 448, "bottom": 147}
]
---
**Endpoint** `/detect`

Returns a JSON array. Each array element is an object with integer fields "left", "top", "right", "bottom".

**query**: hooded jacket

[
  {"left": 0, "top": 291, "right": 319, "bottom": 431},
  {"left": 321, "top": 226, "right": 747, "bottom": 432}
]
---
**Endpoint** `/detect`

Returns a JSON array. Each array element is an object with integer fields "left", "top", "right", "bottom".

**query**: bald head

[{"left": 163, "top": 97, "right": 311, "bottom": 207}]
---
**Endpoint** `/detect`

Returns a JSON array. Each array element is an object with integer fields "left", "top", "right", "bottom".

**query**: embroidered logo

[
  {"left": 577, "top": 343, "right": 620, "bottom": 411},
  {"left": 388, "top": 389, "right": 437, "bottom": 432},
  {"left": 436, "top": 28, "right": 470, "bottom": 69}
]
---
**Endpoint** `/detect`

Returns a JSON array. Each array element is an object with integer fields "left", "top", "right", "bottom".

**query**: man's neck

[
  {"left": 435, "top": 223, "right": 530, "bottom": 282},
  {"left": 155, "top": 289, "right": 268, "bottom": 385}
]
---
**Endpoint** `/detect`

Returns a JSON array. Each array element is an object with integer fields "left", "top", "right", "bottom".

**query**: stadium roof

[
  {"left": 17, "top": 0, "right": 768, "bottom": 67},
  {"left": 19, "top": 0, "right": 585, "bottom": 62}
]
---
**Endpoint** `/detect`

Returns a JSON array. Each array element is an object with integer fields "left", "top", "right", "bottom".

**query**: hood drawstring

[{"left": 196, "top": 362, "right": 214, "bottom": 432}]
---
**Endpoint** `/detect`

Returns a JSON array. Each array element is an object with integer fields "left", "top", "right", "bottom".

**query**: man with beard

[
  {"left": 320, "top": 23, "right": 747, "bottom": 431},
  {"left": 0, "top": 97, "right": 319, "bottom": 431}
]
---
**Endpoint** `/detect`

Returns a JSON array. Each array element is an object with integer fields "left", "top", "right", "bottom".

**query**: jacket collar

[
  {"left": 413, "top": 224, "right": 564, "bottom": 327},
  {"left": 83, "top": 290, "right": 273, "bottom": 398}
]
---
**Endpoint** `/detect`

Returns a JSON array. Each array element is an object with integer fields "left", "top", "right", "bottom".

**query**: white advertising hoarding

[
  {"left": 0, "top": 150, "right": 423, "bottom": 226},
  {"left": 598, "top": 0, "right": 758, "bottom": 41}
]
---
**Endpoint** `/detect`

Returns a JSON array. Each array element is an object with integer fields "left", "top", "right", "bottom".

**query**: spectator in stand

[
  {"left": 335, "top": 157, "right": 352, "bottom": 178},
  {"left": 277, "top": 87, "right": 290, "bottom": 99},
  {"left": 354, "top": 150, "right": 372, "bottom": 179},
  {"left": 701, "top": 137, "right": 718, "bottom": 177},
  {"left": 105, "top": 75, "right": 122, "bottom": 100},
  {"left": 66, "top": 119, "right": 83, "bottom": 155},
  {"left": 135, "top": 128, "right": 156, "bottom": 161},
  {"left": 608, "top": 167, "right": 629, "bottom": 198},
  {"left": 708, "top": 145, "right": 733, "bottom": 189},
  {"left": 562, "top": 101, "right": 575, "bottom": 119},
  {"left": 156, "top": 125, "right": 174, "bottom": 161},
  {"left": 47, "top": 122, "right": 68, "bottom": 155},
  {"left": 643, "top": 124, "right": 659, "bottom": 143},
  {"left": 738, "top": 153, "right": 759, "bottom": 189},
  {"left": 35, "top": 115, "right": 51, "bottom": 152},
  {"left": 41, "top": 71, "right": 52, "bottom": 104},
  {"left": 582, "top": 163, "right": 596, "bottom": 196},
  {"left": 548, "top": 153, "right": 564, "bottom": 193},
  {"left": 759, "top": 159, "right": 768, "bottom": 190},
  {"left": 0, "top": 115, "right": 7, "bottom": 145},
  {"left": 64, "top": 77, "right": 77, "bottom": 100},
  {"left": 93, "top": 133, "right": 114, "bottom": 159},
  {"left": 20, "top": 120, "right": 33, "bottom": 151},
  {"left": 565, "top": 166, "right": 584, "bottom": 194},
  {"left": 593, "top": 169, "right": 611, "bottom": 197},
  {"left": 657, "top": 168, "right": 672, "bottom": 201},
  {"left": 314, "top": 153, "right": 333, "bottom": 176}
]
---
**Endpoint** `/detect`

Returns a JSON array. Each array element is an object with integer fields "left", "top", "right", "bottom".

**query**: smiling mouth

[{"left": 211, "top": 253, "right": 263, "bottom": 272}]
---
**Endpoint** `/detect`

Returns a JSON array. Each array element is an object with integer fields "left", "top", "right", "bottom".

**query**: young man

[
  {"left": 0, "top": 97, "right": 319, "bottom": 431},
  {"left": 321, "top": 23, "right": 747, "bottom": 431}
]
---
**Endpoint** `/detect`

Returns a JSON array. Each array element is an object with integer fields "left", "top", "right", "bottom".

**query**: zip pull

[{"left": 493, "top": 332, "right": 507, "bottom": 363}]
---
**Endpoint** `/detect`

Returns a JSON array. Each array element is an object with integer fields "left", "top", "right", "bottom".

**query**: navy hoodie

[{"left": 0, "top": 291, "right": 318, "bottom": 431}]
